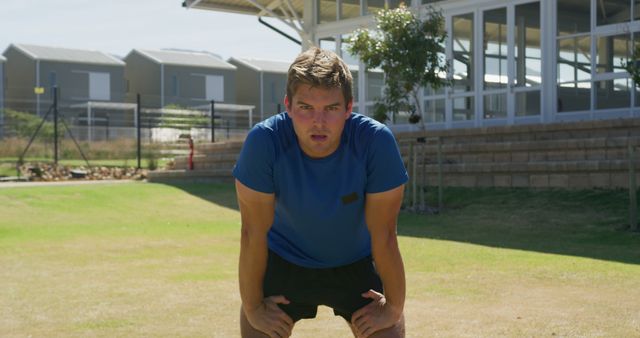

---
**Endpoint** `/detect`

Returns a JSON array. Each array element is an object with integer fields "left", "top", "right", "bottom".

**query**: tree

[
  {"left": 624, "top": 44, "right": 640, "bottom": 85},
  {"left": 347, "top": 4, "right": 449, "bottom": 125},
  {"left": 4, "top": 109, "right": 54, "bottom": 139}
]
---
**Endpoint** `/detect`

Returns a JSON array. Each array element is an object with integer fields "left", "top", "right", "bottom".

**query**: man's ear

[
  {"left": 345, "top": 99, "right": 353, "bottom": 118},
  {"left": 284, "top": 95, "right": 291, "bottom": 113}
]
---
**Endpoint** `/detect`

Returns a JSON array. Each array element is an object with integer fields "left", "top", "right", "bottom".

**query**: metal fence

[
  {"left": 0, "top": 86, "right": 257, "bottom": 174},
  {"left": 401, "top": 137, "right": 444, "bottom": 214}
]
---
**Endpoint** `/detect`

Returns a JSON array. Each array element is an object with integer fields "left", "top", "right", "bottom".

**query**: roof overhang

[
  {"left": 182, "top": 0, "right": 312, "bottom": 46},
  {"left": 183, "top": 0, "right": 303, "bottom": 18}
]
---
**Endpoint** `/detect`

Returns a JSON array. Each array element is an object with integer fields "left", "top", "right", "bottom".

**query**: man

[{"left": 233, "top": 47, "right": 408, "bottom": 338}]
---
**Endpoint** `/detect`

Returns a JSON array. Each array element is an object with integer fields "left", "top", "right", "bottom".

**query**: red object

[{"left": 188, "top": 138, "right": 194, "bottom": 170}]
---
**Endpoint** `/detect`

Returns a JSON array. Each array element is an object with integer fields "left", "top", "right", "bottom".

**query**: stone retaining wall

[{"left": 149, "top": 117, "right": 640, "bottom": 189}]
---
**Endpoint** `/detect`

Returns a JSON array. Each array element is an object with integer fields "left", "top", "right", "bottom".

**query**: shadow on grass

[
  {"left": 157, "top": 181, "right": 640, "bottom": 265},
  {"left": 398, "top": 187, "right": 640, "bottom": 265},
  {"left": 155, "top": 181, "right": 240, "bottom": 211}
]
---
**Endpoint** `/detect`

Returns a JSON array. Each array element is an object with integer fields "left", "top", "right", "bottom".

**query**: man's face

[{"left": 285, "top": 84, "right": 352, "bottom": 159}]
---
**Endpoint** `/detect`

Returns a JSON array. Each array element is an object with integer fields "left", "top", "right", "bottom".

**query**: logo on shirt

[{"left": 341, "top": 192, "right": 359, "bottom": 205}]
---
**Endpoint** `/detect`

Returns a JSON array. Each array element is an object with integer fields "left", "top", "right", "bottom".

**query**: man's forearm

[
  {"left": 239, "top": 229, "right": 269, "bottom": 312},
  {"left": 371, "top": 233, "right": 405, "bottom": 316}
]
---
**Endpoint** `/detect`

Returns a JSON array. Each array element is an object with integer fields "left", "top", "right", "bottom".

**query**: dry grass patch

[{"left": 1, "top": 183, "right": 639, "bottom": 337}]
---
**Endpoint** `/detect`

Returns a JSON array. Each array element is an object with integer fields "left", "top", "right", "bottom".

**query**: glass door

[
  {"left": 482, "top": 1, "right": 542, "bottom": 124},
  {"left": 448, "top": 1, "right": 541, "bottom": 127}
]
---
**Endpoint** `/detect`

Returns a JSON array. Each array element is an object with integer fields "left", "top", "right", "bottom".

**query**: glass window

[
  {"left": 424, "top": 52, "right": 447, "bottom": 96},
  {"left": 597, "top": 0, "right": 631, "bottom": 26},
  {"left": 366, "top": 70, "right": 384, "bottom": 101},
  {"left": 636, "top": 0, "right": 640, "bottom": 21},
  {"left": 364, "top": 103, "right": 378, "bottom": 118},
  {"left": 318, "top": 0, "right": 337, "bottom": 24},
  {"left": 452, "top": 13, "right": 474, "bottom": 93},
  {"left": 340, "top": 0, "right": 360, "bottom": 20},
  {"left": 595, "top": 78, "right": 631, "bottom": 109},
  {"left": 483, "top": 93, "right": 507, "bottom": 119},
  {"left": 424, "top": 98, "right": 445, "bottom": 123},
  {"left": 453, "top": 96, "right": 474, "bottom": 121},
  {"left": 424, "top": 84, "right": 445, "bottom": 96},
  {"left": 319, "top": 36, "right": 336, "bottom": 52},
  {"left": 515, "top": 91, "right": 541, "bottom": 116},
  {"left": 596, "top": 34, "right": 631, "bottom": 74},
  {"left": 515, "top": 2, "right": 541, "bottom": 87},
  {"left": 340, "top": 34, "right": 359, "bottom": 66},
  {"left": 557, "top": 0, "right": 590, "bottom": 36},
  {"left": 557, "top": 37, "right": 592, "bottom": 83},
  {"left": 484, "top": 8, "right": 508, "bottom": 90},
  {"left": 350, "top": 69, "right": 359, "bottom": 102},
  {"left": 557, "top": 82, "right": 591, "bottom": 112}
]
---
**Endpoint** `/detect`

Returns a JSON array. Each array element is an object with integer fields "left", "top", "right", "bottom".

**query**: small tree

[
  {"left": 347, "top": 4, "right": 449, "bottom": 125},
  {"left": 624, "top": 44, "right": 640, "bottom": 87}
]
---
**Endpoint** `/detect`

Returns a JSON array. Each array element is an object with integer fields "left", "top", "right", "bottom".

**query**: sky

[{"left": 0, "top": 0, "right": 303, "bottom": 62}]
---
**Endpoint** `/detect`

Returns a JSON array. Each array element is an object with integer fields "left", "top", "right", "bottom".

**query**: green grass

[{"left": 0, "top": 183, "right": 639, "bottom": 337}]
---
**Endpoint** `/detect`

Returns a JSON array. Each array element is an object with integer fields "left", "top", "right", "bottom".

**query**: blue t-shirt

[{"left": 232, "top": 112, "right": 408, "bottom": 268}]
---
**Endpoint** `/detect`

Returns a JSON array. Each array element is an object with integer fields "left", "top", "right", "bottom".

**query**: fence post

[
  {"left": 630, "top": 145, "right": 638, "bottom": 231},
  {"left": 105, "top": 114, "right": 110, "bottom": 141},
  {"left": 412, "top": 144, "right": 418, "bottom": 211},
  {"left": 136, "top": 94, "right": 141, "bottom": 170},
  {"left": 53, "top": 86, "right": 59, "bottom": 165},
  {"left": 210, "top": 100, "right": 215, "bottom": 143},
  {"left": 406, "top": 142, "right": 413, "bottom": 210},
  {"left": 420, "top": 143, "right": 426, "bottom": 208},
  {"left": 437, "top": 137, "right": 443, "bottom": 212}
]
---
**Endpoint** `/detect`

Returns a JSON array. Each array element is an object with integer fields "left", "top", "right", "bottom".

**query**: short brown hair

[{"left": 286, "top": 47, "right": 353, "bottom": 108}]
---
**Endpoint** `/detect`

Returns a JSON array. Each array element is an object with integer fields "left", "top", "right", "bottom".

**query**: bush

[{"left": 3, "top": 109, "right": 55, "bottom": 139}]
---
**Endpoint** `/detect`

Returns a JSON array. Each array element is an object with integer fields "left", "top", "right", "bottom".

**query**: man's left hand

[{"left": 351, "top": 289, "right": 402, "bottom": 338}]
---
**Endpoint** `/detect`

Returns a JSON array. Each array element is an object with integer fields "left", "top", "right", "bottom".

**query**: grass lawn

[{"left": 0, "top": 182, "right": 639, "bottom": 337}]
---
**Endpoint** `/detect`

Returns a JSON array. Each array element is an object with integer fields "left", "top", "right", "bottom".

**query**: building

[
  {"left": 124, "top": 49, "right": 237, "bottom": 108},
  {"left": 0, "top": 55, "right": 5, "bottom": 138},
  {"left": 228, "top": 57, "right": 289, "bottom": 119},
  {"left": 183, "top": 0, "right": 640, "bottom": 132},
  {"left": 2, "top": 43, "right": 126, "bottom": 116},
  {"left": 0, "top": 55, "right": 5, "bottom": 108}
]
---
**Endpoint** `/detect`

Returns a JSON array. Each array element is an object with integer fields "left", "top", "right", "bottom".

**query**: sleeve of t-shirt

[
  {"left": 232, "top": 125, "right": 275, "bottom": 194},
  {"left": 365, "top": 126, "right": 409, "bottom": 193}
]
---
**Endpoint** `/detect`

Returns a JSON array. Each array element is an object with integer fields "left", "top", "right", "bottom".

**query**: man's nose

[{"left": 311, "top": 110, "right": 326, "bottom": 123}]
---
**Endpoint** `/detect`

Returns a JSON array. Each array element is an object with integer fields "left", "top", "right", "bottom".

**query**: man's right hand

[{"left": 243, "top": 295, "right": 294, "bottom": 338}]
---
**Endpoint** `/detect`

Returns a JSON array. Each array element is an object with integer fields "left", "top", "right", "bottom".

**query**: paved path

[{"left": 0, "top": 179, "right": 142, "bottom": 189}]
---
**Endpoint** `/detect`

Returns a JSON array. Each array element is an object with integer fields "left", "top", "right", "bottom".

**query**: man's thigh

[
  {"left": 262, "top": 250, "right": 384, "bottom": 323},
  {"left": 262, "top": 250, "right": 318, "bottom": 322},
  {"left": 323, "top": 255, "right": 383, "bottom": 322}
]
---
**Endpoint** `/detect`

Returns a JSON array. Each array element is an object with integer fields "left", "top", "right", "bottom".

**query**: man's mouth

[{"left": 311, "top": 134, "right": 328, "bottom": 142}]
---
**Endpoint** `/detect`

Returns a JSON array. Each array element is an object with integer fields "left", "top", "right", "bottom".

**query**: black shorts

[{"left": 263, "top": 250, "right": 383, "bottom": 323}]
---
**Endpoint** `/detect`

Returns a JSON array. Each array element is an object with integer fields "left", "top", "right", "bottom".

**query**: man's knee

[{"left": 370, "top": 315, "right": 405, "bottom": 338}]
